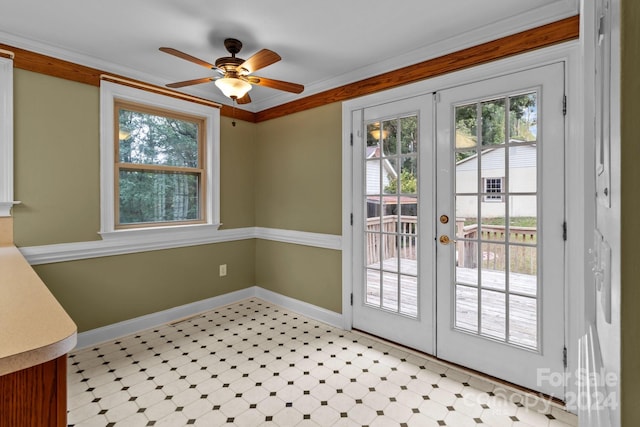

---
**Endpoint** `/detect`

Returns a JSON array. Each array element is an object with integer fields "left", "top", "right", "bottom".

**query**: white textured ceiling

[{"left": 0, "top": 0, "right": 577, "bottom": 111}]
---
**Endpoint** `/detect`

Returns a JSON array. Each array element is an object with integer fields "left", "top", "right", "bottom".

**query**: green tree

[
  {"left": 117, "top": 107, "right": 200, "bottom": 224},
  {"left": 385, "top": 170, "right": 417, "bottom": 194}
]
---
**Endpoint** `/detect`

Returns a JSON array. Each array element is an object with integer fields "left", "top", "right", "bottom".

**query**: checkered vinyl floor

[{"left": 67, "top": 299, "right": 578, "bottom": 426}]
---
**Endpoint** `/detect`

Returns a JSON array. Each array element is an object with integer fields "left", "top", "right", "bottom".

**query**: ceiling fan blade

[
  {"left": 239, "top": 49, "right": 281, "bottom": 74},
  {"left": 249, "top": 76, "right": 304, "bottom": 94},
  {"left": 236, "top": 93, "right": 252, "bottom": 104},
  {"left": 159, "top": 47, "right": 215, "bottom": 69},
  {"left": 166, "top": 77, "right": 214, "bottom": 88}
]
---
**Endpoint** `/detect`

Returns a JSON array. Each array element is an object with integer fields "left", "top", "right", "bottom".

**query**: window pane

[
  {"left": 509, "top": 295, "right": 537, "bottom": 349},
  {"left": 119, "top": 170, "right": 200, "bottom": 224},
  {"left": 455, "top": 149, "right": 477, "bottom": 193},
  {"left": 456, "top": 285, "right": 478, "bottom": 332},
  {"left": 400, "top": 115, "right": 418, "bottom": 154},
  {"left": 508, "top": 145, "right": 537, "bottom": 193},
  {"left": 382, "top": 119, "right": 397, "bottom": 157},
  {"left": 455, "top": 103, "right": 477, "bottom": 149},
  {"left": 399, "top": 157, "right": 417, "bottom": 195},
  {"left": 456, "top": 241, "right": 478, "bottom": 286},
  {"left": 481, "top": 98, "right": 506, "bottom": 145},
  {"left": 118, "top": 108, "right": 200, "bottom": 168},
  {"left": 399, "top": 275, "right": 417, "bottom": 317},
  {"left": 366, "top": 269, "right": 381, "bottom": 307},
  {"left": 382, "top": 272, "right": 399, "bottom": 311},
  {"left": 509, "top": 93, "right": 537, "bottom": 143},
  {"left": 481, "top": 290, "right": 506, "bottom": 340}
]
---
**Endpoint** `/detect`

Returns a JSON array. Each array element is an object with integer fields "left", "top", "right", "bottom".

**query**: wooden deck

[{"left": 365, "top": 257, "right": 537, "bottom": 348}]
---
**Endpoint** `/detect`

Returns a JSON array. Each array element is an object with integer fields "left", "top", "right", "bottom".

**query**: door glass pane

[
  {"left": 399, "top": 157, "right": 417, "bottom": 195},
  {"left": 366, "top": 269, "right": 381, "bottom": 306},
  {"left": 481, "top": 98, "right": 506, "bottom": 146},
  {"left": 481, "top": 290, "right": 506, "bottom": 340},
  {"left": 382, "top": 119, "right": 397, "bottom": 157},
  {"left": 364, "top": 114, "right": 418, "bottom": 318},
  {"left": 456, "top": 241, "right": 478, "bottom": 286},
  {"left": 366, "top": 159, "right": 382, "bottom": 195},
  {"left": 399, "top": 220, "right": 417, "bottom": 275},
  {"left": 455, "top": 196, "right": 477, "bottom": 239},
  {"left": 456, "top": 285, "right": 478, "bottom": 332},
  {"left": 400, "top": 116, "right": 418, "bottom": 154},
  {"left": 400, "top": 275, "right": 417, "bottom": 317},
  {"left": 455, "top": 103, "right": 477, "bottom": 149},
  {"left": 481, "top": 247, "right": 506, "bottom": 292},
  {"left": 509, "top": 295, "right": 537, "bottom": 349},
  {"left": 381, "top": 234, "right": 399, "bottom": 273},
  {"left": 509, "top": 92, "right": 537, "bottom": 143},
  {"left": 509, "top": 246, "right": 537, "bottom": 297},
  {"left": 382, "top": 272, "right": 399, "bottom": 311},
  {"left": 455, "top": 150, "right": 478, "bottom": 193},
  {"left": 508, "top": 146, "right": 537, "bottom": 193}
]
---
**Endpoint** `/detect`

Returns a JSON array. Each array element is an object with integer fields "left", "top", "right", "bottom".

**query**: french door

[
  {"left": 351, "top": 62, "right": 566, "bottom": 397},
  {"left": 351, "top": 94, "right": 435, "bottom": 354},
  {"left": 435, "top": 63, "right": 566, "bottom": 396}
]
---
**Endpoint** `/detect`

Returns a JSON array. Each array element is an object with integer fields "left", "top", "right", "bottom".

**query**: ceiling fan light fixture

[{"left": 215, "top": 77, "right": 252, "bottom": 100}]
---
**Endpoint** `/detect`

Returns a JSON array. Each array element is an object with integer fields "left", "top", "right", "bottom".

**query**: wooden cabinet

[{"left": 0, "top": 355, "right": 67, "bottom": 427}]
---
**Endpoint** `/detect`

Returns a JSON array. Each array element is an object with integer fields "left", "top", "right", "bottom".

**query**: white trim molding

[
  {"left": 21, "top": 227, "right": 254, "bottom": 265},
  {"left": 253, "top": 227, "right": 342, "bottom": 250},
  {"left": 75, "top": 286, "right": 344, "bottom": 350},
  {"left": 0, "top": 57, "right": 17, "bottom": 217},
  {"left": 99, "top": 80, "right": 221, "bottom": 240},
  {"left": 20, "top": 226, "right": 342, "bottom": 265}
]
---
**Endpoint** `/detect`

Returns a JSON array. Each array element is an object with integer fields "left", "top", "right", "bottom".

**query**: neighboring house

[
  {"left": 455, "top": 144, "right": 537, "bottom": 218},
  {"left": 365, "top": 145, "right": 397, "bottom": 195}
]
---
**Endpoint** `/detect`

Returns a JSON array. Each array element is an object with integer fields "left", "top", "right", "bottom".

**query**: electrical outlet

[{"left": 219, "top": 264, "right": 227, "bottom": 277}]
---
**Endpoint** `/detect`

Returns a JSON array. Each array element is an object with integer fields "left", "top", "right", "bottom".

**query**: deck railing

[
  {"left": 365, "top": 216, "right": 537, "bottom": 275},
  {"left": 456, "top": 221, "right": 537, "bottom": 275},
  {"left": 366, "top": 215, "right": 417, "bottom": 264}
]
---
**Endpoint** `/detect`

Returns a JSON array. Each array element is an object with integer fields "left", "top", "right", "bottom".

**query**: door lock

[{"left": 439, "top": 215, "right": 449, "bottom": 224}]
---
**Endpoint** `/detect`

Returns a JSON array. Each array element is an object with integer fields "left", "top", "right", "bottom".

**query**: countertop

[{"left": 0, "top": 244, "right": 77, "bottom": 376}]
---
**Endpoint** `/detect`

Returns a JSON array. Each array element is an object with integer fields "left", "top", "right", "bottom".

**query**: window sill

[{"left": 99, "top": 223, "right": 222, "bottom": 243}]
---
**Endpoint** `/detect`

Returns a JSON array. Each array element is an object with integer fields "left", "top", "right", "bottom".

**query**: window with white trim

[
  {"left": 100, "top": 81, "right": 220, "bottom": 240},
  {"left": 482, "top": 177, "right": 504, "bottom": 202}
]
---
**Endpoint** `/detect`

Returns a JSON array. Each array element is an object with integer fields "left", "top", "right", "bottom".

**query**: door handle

[{"left": 439, "top": 235, "right": 456, "bottom": 245}]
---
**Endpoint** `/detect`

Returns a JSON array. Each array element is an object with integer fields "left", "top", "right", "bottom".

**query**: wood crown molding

[
  {"left": 0, "top": 42, "right": 256, "bottom": 123},
  {"left": 1, "top": 15, "right": 578, "bottom": 124},
  {"left": 256, "top": 15, "right": 579, "bottom": 122}
]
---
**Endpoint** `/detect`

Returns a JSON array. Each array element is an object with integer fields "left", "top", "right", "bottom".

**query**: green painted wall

[
  {"left": 254, "top": 103, "right": 343, "bottom": 312},
  {"left": 34, "top": 240, "right": 256, "bottom": 332},
  {"left": 12, "top": 71, "right": 258, "bottom": 332},
  {"left": 255, "top": 240, "right": 342, "bottom": 313},
  {"left": 621, "top": 0, "right": 639, "bottom": 423},
  {"left": 255, "top": 103, "right": 342, "bottom": 235},
  {"left": 13, "top": 70, "right": 101, "bottom": 246}
]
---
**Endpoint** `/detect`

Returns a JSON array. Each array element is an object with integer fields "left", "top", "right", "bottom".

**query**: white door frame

[{"left": 342, "top": 41, "right": 586, "bottom": 404}]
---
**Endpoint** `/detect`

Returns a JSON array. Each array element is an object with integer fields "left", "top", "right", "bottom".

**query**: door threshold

[{"left": 352, "top": 328, "right": 571, "bottom": 414}]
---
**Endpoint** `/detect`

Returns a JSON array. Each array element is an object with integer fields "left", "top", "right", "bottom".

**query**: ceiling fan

[{"left": 160, "top": 38, "right": 304, "bottom": 104}]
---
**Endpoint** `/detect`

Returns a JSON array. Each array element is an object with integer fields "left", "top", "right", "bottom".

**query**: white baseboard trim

[
  {"left": 75, "top": 286, "right": 345, "bottom": 350},
  {"left": 75, "top": 287, "right": 255, "bottom": 349},
  {"left": 253, "top": 286, "right": 344, "bottom": 329}
]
